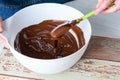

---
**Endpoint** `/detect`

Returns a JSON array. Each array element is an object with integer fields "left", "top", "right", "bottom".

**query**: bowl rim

[{"left": 4, "top": 3, "right": 92, "bottom": 61}]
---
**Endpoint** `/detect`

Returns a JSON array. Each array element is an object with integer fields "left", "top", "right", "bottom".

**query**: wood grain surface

[
  {"left": 83, "top": 36, "right": 120, "bottom": 62},
  {"left": 0, "top": 36, "right": 120, "bottom": 80}
]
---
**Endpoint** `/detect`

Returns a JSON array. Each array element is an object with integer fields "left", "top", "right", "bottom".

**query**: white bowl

[{"left": 2, "top": 3, "right": 92, "bottom": 74}]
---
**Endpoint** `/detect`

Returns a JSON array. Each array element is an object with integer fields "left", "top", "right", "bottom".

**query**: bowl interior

[{"left": 4, "top": 3, "right": 91, "bottom": 56}]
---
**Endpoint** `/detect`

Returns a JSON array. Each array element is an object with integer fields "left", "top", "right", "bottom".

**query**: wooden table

[{"left": 0, "top": 36, "right": 120, "bottom": 80}]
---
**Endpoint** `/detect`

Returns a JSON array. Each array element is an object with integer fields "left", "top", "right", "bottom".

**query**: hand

[
  {"left": 95, "top": 0, "right": 120, "bottom": 15},
  {"left": 0, "top": 17, "right": 9, "bottom": 48}
]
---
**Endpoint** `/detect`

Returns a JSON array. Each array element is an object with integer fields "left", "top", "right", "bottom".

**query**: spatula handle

[{"left": 75, "top": 2, "right": 115, "bottom": 23}]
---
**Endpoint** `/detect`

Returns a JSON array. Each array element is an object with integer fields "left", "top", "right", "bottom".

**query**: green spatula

[{"left": 50, "top": 2, "right": 114, "bottom": 38}]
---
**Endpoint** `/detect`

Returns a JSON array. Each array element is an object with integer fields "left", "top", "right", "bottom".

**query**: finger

[
  {"left": 102, "top": 5, "right": 120, "bottom": 14},
  {"left": 96, "top": 0, "right": 104, "bottom": 9},
  {"left": 0, "top": 40, "right": 9, "bottom": 48},
  {"left": 2, "top": 41, "right": 9, "bottom": 49},
  {"left": 95, "top": 0, "right": 113, "bottom": 15},
  {"left": 0, "top": 17, "right": 4, "bottom": 32},
  {"left": 102, "top": 0, "right": 120, "bottom": 14},
  {"left": 0, "top": 34, "right": 9, "bottom": 48}
]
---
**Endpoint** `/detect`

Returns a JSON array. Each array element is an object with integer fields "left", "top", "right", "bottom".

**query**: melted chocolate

[{"left": 14, "top": 20, "right": 85, "bottom": 59}]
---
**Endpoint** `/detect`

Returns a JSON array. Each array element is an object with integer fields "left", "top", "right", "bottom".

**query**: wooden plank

[
  {"left": 83, "top": 36, "right": 120, "bottom": 62},
  {"left": 0, "top": 74, "right": 41, "bottom": 80},
  {"left": 0, "top": 36, "right": 120, "bottom": 80},
  {"left": 0, "top": 57, "right": 120, "bottom": 80}
]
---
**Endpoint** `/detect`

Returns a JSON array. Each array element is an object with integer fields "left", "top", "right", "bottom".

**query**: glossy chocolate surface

[{"left": 14, "top": 20, "right": 85, "bottom": 59}]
